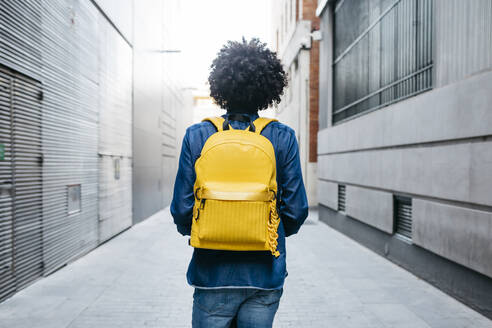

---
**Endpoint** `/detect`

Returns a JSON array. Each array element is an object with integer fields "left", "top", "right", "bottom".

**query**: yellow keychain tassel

[{"left": 267, "top": 200, "right": 281, "bottom": 257}]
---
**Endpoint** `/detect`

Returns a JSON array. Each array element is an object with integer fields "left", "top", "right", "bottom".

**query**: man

[{"left": 171, "top": 38, "right": 308, "bottom": 328}]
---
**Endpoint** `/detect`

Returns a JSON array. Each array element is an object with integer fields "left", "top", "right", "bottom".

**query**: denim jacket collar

[{"left": 221, "top": 112, "right": 260, "bottom": 121}]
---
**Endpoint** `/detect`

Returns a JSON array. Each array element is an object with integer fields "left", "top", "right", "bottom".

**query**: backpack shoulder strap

[
  {"left": 202, "top": 116, "right": 225, "bottom": 132},
  {"left": 253, "top": 117, "right": 278, "bottom": 134}
]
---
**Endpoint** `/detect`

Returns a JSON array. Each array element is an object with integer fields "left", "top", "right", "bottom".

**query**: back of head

[{"left": 208, "top": 38, "right": 288, "bottom": 114}]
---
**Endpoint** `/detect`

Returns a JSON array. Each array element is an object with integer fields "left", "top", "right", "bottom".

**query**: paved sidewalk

[{"left": 0, "top": 209, "right": 490, "bottom": 328}]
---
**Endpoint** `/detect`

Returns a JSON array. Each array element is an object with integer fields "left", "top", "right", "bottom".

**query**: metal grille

[
  {"left": 338, "top": 184, "right": 346, "bottom": 212},
  {"left": 395, "top": 196, "right": 412, "bottom": 240},
  {"left": 0, "top": 66, "right": 43, "bottom": 301},
  {"left": 1, "top": 0, "right": 100, "bottom": 277},
  {"left": 333, "top": 0, "right": 433, "bottom": 124},
  {"left": 12, "top": 72, "right": 43, "bottom": 290},
  {"left": 0, "top": 69, "right": 15, "bottom": 301}
]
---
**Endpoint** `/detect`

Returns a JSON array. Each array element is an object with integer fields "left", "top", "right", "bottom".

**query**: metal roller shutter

[
  {"left": 0, "top": 66, "right": 43, "bottom": 300},
  {"left": 11, "top": 72, "right": 43, "bottom": 289},
  {"left": 1, "top": 0, "right": 99, "bottom": 283},
  {"left": 0, "top": 69, "right": 15, "bottom": 301}
]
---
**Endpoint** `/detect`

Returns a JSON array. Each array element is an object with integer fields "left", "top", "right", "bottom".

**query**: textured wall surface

[
  {"left": 413, "top": 199, "right": 492, "bottom": 278},
  {"left": 435, "top": 0, "right": 492, "bottom": 87},
  {"left": 317, "top": 180, "right": 338, "bottom": 210},
  {"left": 0, "top": 0, "right": 100, "bottom": 286},
  {"left": 0, "top": 0, "right": 189, "bottom": 302},
  {"left": 346, "top": 186, "right": 394, "bottom": 234},
  {"left": 97, "top": 11, "right": 133, "bottom": 242},
  {"left": 132, "top": 0, "right": 187, "bottom": 223},
  {"left": 317, "top": 0, "right": 492, "bottom": 280},
  {"left": 319, "top": 139, "right": 492, "bottom": 207}
]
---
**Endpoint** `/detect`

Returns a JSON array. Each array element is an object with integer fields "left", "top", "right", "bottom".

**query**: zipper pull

[{"left": 195, "top": 199, "right": 206, "bottom": 221}]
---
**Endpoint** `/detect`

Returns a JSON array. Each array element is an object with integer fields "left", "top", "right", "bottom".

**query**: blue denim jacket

[{"left": 171, "top": 112, "right": 308, "bottom": 290}]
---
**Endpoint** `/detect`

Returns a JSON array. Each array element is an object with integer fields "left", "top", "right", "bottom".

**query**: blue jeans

[{"left": 192, "top": 288, "right": 283, "bottom": 328}]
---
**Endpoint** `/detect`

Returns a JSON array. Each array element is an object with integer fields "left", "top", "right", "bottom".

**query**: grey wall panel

[
  {"left": 98, "top": 156, "right": 131, "bottom": 242},
  {"left": 132, "top": 0, "right": 164, "bottom": 223},
  {"left": 132, "top": 165, "right": 162, "bottom": 222},
  {"left": 346, "top": 186, "right": 394, "bottom": 234},
  {"left": 318, "top": 69, "right": 492, "bottom": 155},
  {"left": 97, "top": 9, "right": 133, "bottom": 241},
  {"left": 0, "top": 1, "right": 42, "bottom": 80},
  {"left": 40, "top": 0, "right": 100, "bottom": 274},
  {"left": 0, "top": 0, "right": 100, "bottom": 287},
  {"left": 317, "top": 180, "right": 338, "bottom": 210},
  {"left": 11, "top": 73, "right": 43, "bottom": 290},
  {"left": 0, "top": 70, "right": 15, "bottom": 300},
  {"left": 98, "top": 15, "right": 132, "bottom": 157},
  {"left": 435, "top": 0, "right": 492, "bottom": 87},
  {"left": 413, "top": 199, "right": 492, "bottom": 278},
  {"left": 133, "top": 48, "right": 163, "bottom": 223},
  {"left": 94, "top": 0, "right": 134, "bottom": 43},
  {"left": 132, "top": 0, "right": 184, "bottom": 223},
  {"left": 318, "top": 139, "right": 492, "bottom": 207}
]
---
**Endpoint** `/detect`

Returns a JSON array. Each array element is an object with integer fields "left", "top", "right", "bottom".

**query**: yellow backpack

[{"left": 190, "top": 116, "right": 281, "bottom": 257}]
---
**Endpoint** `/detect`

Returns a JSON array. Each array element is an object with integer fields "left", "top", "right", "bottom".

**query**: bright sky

[{"left": 180, "top": 0, "right": 272, "bottom": 88}]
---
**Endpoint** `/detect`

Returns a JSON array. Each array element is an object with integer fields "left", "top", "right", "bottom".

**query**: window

[
  {"left": 394, "top": 196, "right": 412, "bottom": 240},
  {"left": 332, "top": 0, "right": 433, "bottom": 124}
]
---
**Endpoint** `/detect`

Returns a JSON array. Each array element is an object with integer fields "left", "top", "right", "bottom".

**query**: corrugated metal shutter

[
  {"left": 395, "top": 196, "right": 412, "bottom": 240},
  {"left": 2, "top": 0, "right": 101, "bottom": 276},
  {"left": 0, "top": 69, "right": 15, "bottom": 301},
  {"left": 39, "top": 1, "right": 100, "bottom": 274},
  {"left": 0, "top": 1, "right": 42, "bottom": 80},
  {"left": 0, "top": 66, "right": 43, "bottom": 300},
  {"left": 338, "top": 184, "right": 346, "bottom": 212},
  {"left": 11, "top": 72, "right": 43, "bottom": 289}
]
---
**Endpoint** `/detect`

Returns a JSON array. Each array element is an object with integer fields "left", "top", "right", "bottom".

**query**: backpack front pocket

[{"left": 194, "top": 199, "right": 270, "bottom": 247}]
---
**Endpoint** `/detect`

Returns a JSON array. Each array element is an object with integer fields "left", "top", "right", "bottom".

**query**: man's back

[
  {"left": 171, "top": 38, "right": 307, "bottom": 328},
  {"left": 171, "top": 112, "right": 308, "bottom": 289}
]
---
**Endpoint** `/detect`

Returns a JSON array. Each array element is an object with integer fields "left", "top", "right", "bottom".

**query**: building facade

[
  {"left": 271, "top": 0, "right": 320, "bottom": 206},
  {"left": 316, "top": 0, "right": 492, "bottom": 317},
  {"left": 0, "top": 0, "right": 190, "bottom": 302}
]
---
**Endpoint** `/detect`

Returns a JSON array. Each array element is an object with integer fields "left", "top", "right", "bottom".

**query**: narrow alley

[{"left": 0, "top": 210, "right": 489, "bottom": 328}]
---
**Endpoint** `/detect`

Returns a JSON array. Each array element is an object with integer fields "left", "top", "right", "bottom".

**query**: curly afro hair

[{"left": 208, "top": 38, "right": 287, "bottom": 113}]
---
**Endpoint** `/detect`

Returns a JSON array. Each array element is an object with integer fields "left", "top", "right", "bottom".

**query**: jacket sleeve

[
  {"left": 170, "top": 128, "right": 195, "bottom": 236},
  {"left": 278, "top": 130, "right": 309, "bottom": 237}
]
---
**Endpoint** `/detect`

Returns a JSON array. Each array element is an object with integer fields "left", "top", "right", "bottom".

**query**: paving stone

[{"left": 0, "top": 208, "right": 490, "bottom": 328}]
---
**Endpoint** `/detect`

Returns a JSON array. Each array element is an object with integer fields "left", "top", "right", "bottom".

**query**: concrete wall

[
  {"left": 317, "top": 180, "right": 338, "bottom": 210},
  {"left": 346, "top": 186, "right": 394, "bottom": 234},
  {"left": 97, "top": 10, "right": 133, "bottom": 242},
  {"left": 318, "top": 0, "right": 492, "bottom": 280},
  {"left": 132, "top": 0, "right": 190, "bottom": 223},
  {"left": 413, "top": 199, "right": 492, "bottom": 278},
  {"left": 272, "top": 1, "right": 320, "bottom": 206}
]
